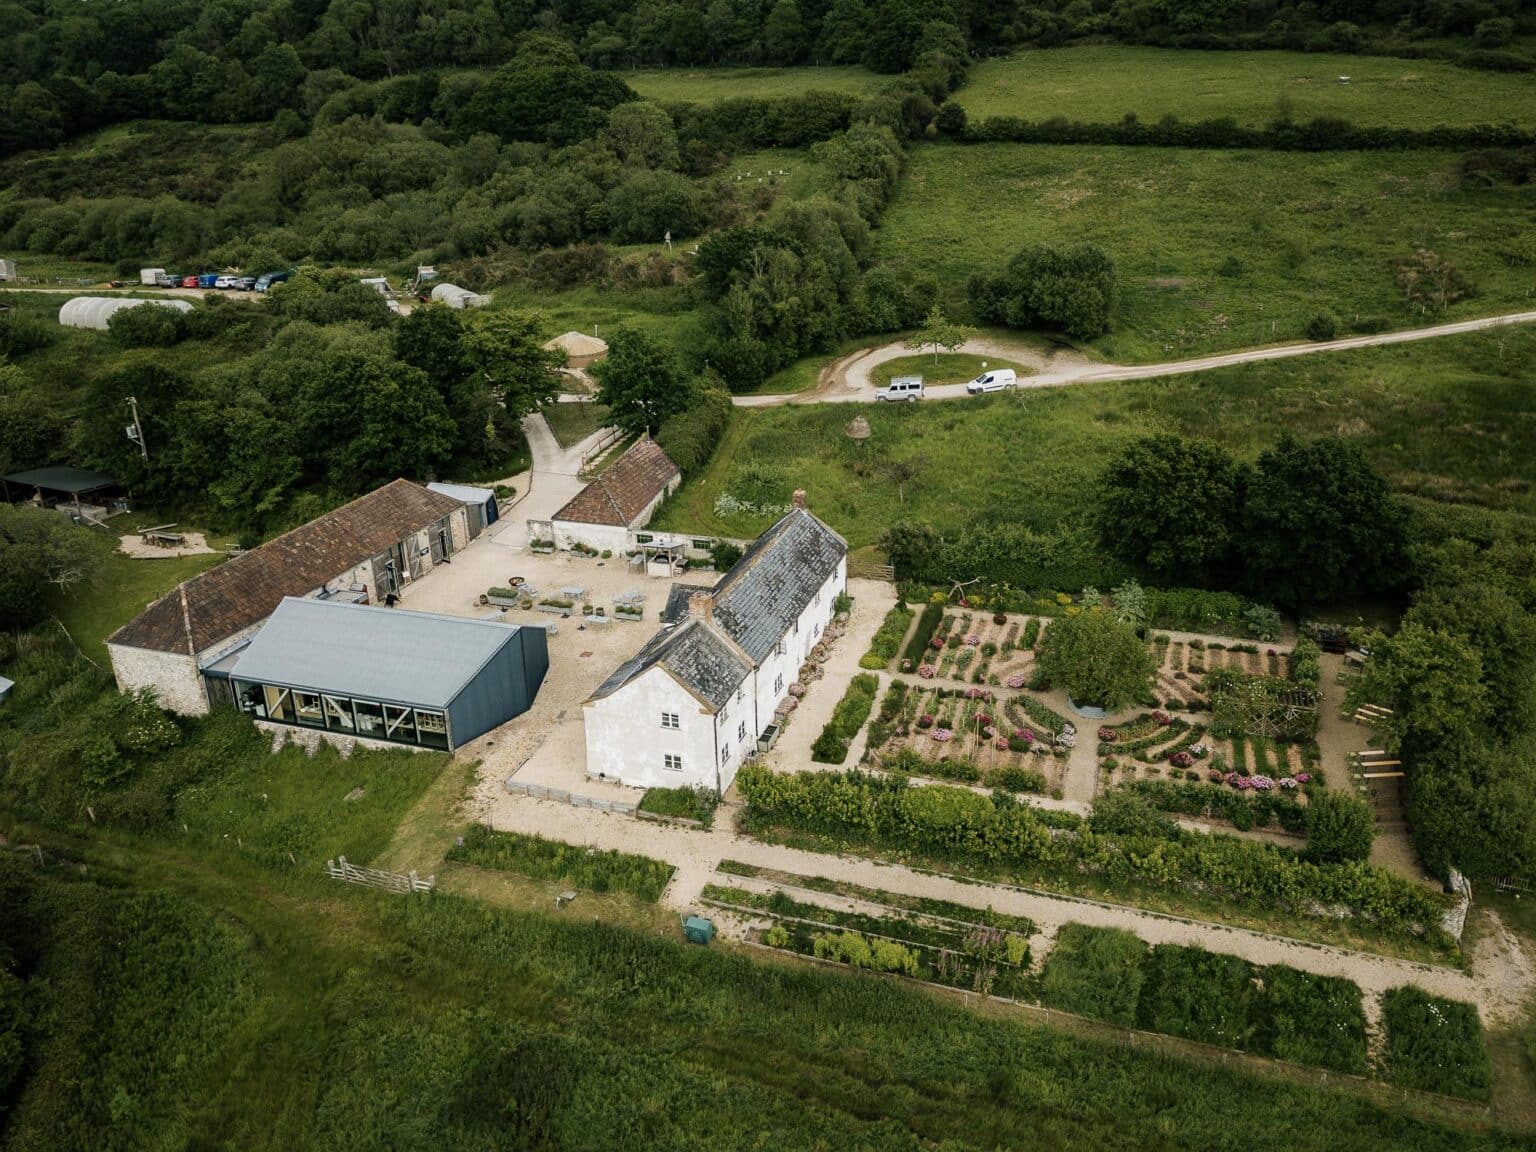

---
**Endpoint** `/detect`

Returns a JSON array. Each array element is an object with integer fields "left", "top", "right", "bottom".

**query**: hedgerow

[
  {"left": 736, "top": 767, "right": 1447, "bottom": 940},
  {"left": 861, "top": 604, "right": 915, "bottom": 669},
  {"left": 447, "top": 826, "right": 674, "bottom": 902},
  {"left": 811, "top": 673, "right": 880, "bottom": 764},
  {"left": 1382, "top": 986, "right": 1491, "bottom": 1100}
]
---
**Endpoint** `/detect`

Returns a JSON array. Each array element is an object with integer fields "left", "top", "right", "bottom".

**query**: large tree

[
  {"left": 464, "top": 33, "right": 636, "bottom": 144},
  {"left": 1402, "top": 582, "right": 1536, "bottom": 740},
  {"left": 591, "top": 328, "right": 687, "bottom": 436},
  {"left": 1036, "top": 609, "right": 1154, "bottom": 711},
  {"left": 1096, "top": 433, "right": 1243, "bottom": 585},
  {"left": 460, "top": 310, "right": 563, "bottom": 419},
  {"left": 1347, "top": 622, "right": 1489, "bottom": 752},
  {"left": 1240, "top": 435, "right": 1409, "bottom": 608},
  {"left": 969, "top": 243, "right": 1117, "bottom": 340},
  {"left": 0, "top": 506, "right": 97, "bottom": 630}
]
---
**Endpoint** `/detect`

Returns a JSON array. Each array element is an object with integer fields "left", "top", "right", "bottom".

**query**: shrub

[
  {"left": 1137, "top": 944, "right": 1258, "bottom": 1050},
  {"left": 447, "top": 826, "right": 674, "bottom": 902},
  {"left": 811, "top": 673, "right": 880, "bottom": 764},
  {"left": 1305, "top": 792, "right": 1374, "bottom": 865},
  {"left": 1381, "top": 987, "right": 1491, "bottom": 1100},
  {"left": 107, "top": 301, "right": 189, "bottom": 346},
  {"left": 1258, "top": 967, "right": 1368, "bottom": 1074},
  {"left": 1040, "top": 924, "right": 1147, "bottom": 1027},
  {"left": 1036, "top": 611, "right": 1154, "bottom": 710},
  {"left": 1304, "top": 312, "right": 1338, "bottom": 341},
  {"left": 655, "top": 381, "right": 732, "bottom": 473},
  {"left": 986, "top": 764, "right": 1047, "bottom": 794},
  {"left": 709, "top": 540, "right": 744, "bottom": 570},
  {"left": 861, "top": 604, "right": 915, "bottom": 669},
  {"left": 639, "top": 785, "right": 719, "bottom": 826},
  {"left": 901, "top": 602, "right": 945, "bottom": 666}
]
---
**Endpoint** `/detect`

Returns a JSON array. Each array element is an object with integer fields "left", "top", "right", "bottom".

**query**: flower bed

[
  {"left": 861, "top": 603, "right": 914, "bottom": 670},
  {"left": 811, "top": 673, "right": 880, "bottom": 765},
  {"left": 917, "top": 609, "right": 1045, "bottom": 686},
  {"left": 869, "top": 685, "right": 1066, "bottom": 793}
]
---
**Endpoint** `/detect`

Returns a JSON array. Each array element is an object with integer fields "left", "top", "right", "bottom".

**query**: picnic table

[{"left": 139, "top": 523, "right": 186, "bottom": 547}]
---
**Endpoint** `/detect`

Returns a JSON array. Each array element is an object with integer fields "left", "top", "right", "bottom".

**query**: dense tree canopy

[
  {"left": 968, "top": 243, "right": 1118, "bottom": 340},
  {"left": 591, "top": 328, "right": 688, "bottom": 435},
  {"left": 0, "top": 505, "right": 96, "bottom": 630},
  {"left": 1036, "top": 608, "right": 1154, "bottom": 710}
]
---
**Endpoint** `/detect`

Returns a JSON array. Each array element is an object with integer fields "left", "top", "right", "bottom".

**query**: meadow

[
  {"left": 877, "top": 142, "right": 1534, "bottom": 361},
  {"left": 624, "top": 65, "right": 885, "bottom": 103},
  {"left": 656, "top": 325, "right": 1536, "bottom": 546},
  {"left": 955, "top": 47, "right": 1536, "bottom": 130}
]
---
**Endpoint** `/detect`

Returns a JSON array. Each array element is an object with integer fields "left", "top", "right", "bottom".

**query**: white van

[
  {"left": 876, "top": 375, "right": 924, "bottom": 402},
  {"left": 966, "top": 369, "right": 1017, "bottom": 394}
]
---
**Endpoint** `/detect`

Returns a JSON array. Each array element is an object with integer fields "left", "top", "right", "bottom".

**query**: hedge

[
  {"left": 861, "top": 604, "right": 914, "bottom": 670},
  {"left": 736, "top": 767, "right": 1447, "bottom": 940},
  {"left": 1381, "top": 987, "right": 1491, "bottom": 1100},
  {"left": 901, "top": 602, "right": 944, "bottom": 666},
  {"left": 811, "top": 673, "right": 880, "bottom": 765},
  {"left": 1125, "top": 780, "right": 1308, "bottom": 835},
  {"left": 655, "top": 384, "right": 732, "bottom": 475}
]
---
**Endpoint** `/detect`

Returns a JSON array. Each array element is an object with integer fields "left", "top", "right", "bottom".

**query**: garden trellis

[{"left": 1210, "top": 676, "right": 1318, "bottom": 743}]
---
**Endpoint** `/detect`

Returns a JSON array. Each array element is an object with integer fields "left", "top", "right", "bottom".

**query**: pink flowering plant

[
  {"left": 918, "top": 664, "right": 937, "bottom": 679},
  {"left": 1151, "top": 710, "right": 1172, "bottom": 726},
  {"left": 931, "top": 727, "right": 954, "bottom": 743},
  {"left": 1004, "top": 673, "right": 1026, "bottom": 689},
  {"left": 1098, "top": 726, "right": 1117, "bottom": 742},
  {"left": 965, "top": 633, "right": 981, "bottom": 646}
]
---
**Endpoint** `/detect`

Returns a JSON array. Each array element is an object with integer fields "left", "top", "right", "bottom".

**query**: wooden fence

[
  {"left": 325, "top": 856, "right": 435, "bottom": 894},
  {"left": 504, "top": 777, "right": 637, "bottom": 814}
]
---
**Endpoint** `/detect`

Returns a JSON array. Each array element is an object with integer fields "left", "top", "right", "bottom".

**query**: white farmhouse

[
  {"left": 583, "top": 492, "right": 847, "bottom": 793},
  {"left": 547, "top": 437, "right": 680, "bottom": 554}
]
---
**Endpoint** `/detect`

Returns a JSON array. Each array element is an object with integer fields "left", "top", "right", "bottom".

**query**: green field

[
  {"left": 955, "top": 47, "right": 1536, "bottom": 129},
  {"left": 655, "top": 325, "right": 1536, "bottom": 544},
  {"left": 871, "top": 353, "right": 1033, "bottom": 386},
  {"left": 625, "top": 65, "right": 885, "bottom": 103},
  {"left": 878, "top": 142, "right": 1534, "bottom": 361}
]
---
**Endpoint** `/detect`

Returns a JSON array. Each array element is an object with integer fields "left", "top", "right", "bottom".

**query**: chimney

[
  {"left": 689, "top": 590, "right": 714, "bottom": 622},
  {"left": 792, "top": 489, "right": 807, "bottom": 509}
]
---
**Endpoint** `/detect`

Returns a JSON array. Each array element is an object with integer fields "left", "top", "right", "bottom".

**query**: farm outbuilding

[
  {"left": 221, "top": 597, "right": 548, "bottom": 751},
  {"left": 426, "top": 481, "right": 499, "bottom": 538},
  {"left": 429, "top": 283, "right": 491, "bottom": 309},
  {"left": 58, "top": 296, "right": 192, "bottom": 330}
]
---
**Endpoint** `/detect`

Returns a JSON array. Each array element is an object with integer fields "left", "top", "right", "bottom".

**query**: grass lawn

[
  {"left": 497, "top": 282, "right": 704, "bottom": 352},
  {"left": 871, "top": 353, "right": 1033, "bottom": 386},
  {"left": 955, "top": 47, "right": 1536, "bottom": 130},
  {"left": 624, "top": 65, "right": 885, "bottom": 103},
  {"left": 542, "top": 398, "right": 613, "bottom": 448},
  {"left": 878, "top": 142, "right": 1534, "bottom": 362},
  {"left": 53, "top": 542, "right": 223, "bottom": 665},
  {"left": 654, "top": 325, "right": 1536, "bottom": 544}
]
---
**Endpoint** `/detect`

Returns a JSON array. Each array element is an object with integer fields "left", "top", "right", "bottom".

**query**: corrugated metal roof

[
  {"left": 2, "top": 466, "right": 116, "bottom": 493},
  {"left": 222, "top": 597, "right": 520, "bottom": 707},
  {"left": 427, "top": 481, "right": 496, "bottom": 506}
]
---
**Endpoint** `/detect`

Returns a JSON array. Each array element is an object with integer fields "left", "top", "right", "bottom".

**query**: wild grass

[
  {"left": 956, "top": 47, "right": 1536, "bottom": 129},
  {"left": 624, "top": 65, "right": 885, "bottom": 103},
  {"left": 447, "top": 825, "right": 675, "bottom": 902},
  {"left": 870, "top": 353, "right": 1032, "bottom": 386},
  {"left": 52, "top": 543, "right": 223, "bottom": 665},
  {"left": 542, "top": 398, "right": 612, "bottom": 448},
  {"left": 655, "top": 326, "right": 1536, "bottom": 546},
  {"left": 877, "top": 142, "right": 1534, "bottom": 361},
  {"left": 1382, "top": 986, "right": 1493, "bottom": 1100}
]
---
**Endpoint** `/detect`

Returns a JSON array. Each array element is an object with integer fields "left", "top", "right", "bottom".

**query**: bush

[
  {"left": 986, "top": 764, "right": 1047, "bottom": 794},
  {"left": 1305, "top": 792, "right": 1375, "bottom": 865},
  {"left": 447, "top": 826, "right": 674, "bottom": 902},
  {"left": 1040, "top": 924, "right": 1147, "bottom": 1027},
  {"left": 1381, "top": 987, "right": 1490, "bottom": 1100},
  {"left": 1037, "top": 610, "right": 1154, "bottom": 710},
  {"left": 1258, "top": 967, "right": 1368, "bottom": 1074},
  {"left": 861, "top": 604, "right": 915, "bottom": 669},
  {"left": 709, "top": 540, "right": 744, "bottom": 571},
  {"left": 811, "top": 673, "right": 880, "bottom": 764},
  {"left": 1304, "top": 312, "right": 1338, "bottom": 341},
  {"left": 639, "top": 785, "right": 719, "bottom": 826},
  {"left": 107, "top": 301, "right": 189, "bottom": 346},
  {"left": 655, "top": 381, "right": 732, "bottom": 474},
  {"left": 901, "top": 602, "right": 944, "bottom": 666},
  {"left": 1137, "top": 944, "right": 1258, "bottom": 1050}
]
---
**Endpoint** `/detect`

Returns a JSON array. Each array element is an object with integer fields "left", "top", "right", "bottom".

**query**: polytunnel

[
  {"left": 58, "top": 297, "right": 194, "bottom": 331},
  {"left": 429, "top": 283, "right": 491, "bottom": 309}
]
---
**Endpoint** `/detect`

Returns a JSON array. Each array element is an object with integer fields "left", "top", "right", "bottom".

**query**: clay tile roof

[
  {"left": 552, "top": 439, "right": 680, "bottom": 528},
  {"left": 107, "top": 480, "right": 463, "bottom": 656}
]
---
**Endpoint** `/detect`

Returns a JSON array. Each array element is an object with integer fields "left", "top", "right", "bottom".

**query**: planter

[
  {"left": 486, "top": 594, "right": 521, "bottom": 607},
  {"left": 614, "top": 609, "right": 644, "bottom": 622},
  {"left": 536, "top": 604, "right": 571, "bottom": 617},
  {"left": 1066, "top": 697, "right": 1107, "bottom": 719},
  {"left": 530, "top": 545, "right": 555, "bottom": 555}
]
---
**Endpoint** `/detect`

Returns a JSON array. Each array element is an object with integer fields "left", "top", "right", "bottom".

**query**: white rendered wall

[{"left": 583, "top": 665, "right": 725, "bottom": 791}]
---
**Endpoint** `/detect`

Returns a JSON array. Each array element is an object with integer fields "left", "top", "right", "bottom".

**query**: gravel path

[
  {"left": 735, "top": 309, "right": 1536, "bottom": 408},
  {"left": 477, "top": 789, "right": 1533, "bottom": 1023}
]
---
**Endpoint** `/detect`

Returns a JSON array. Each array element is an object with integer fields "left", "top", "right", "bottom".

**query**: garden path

[
  {"left": 475, "top": 790, "right": 1534, "bottom": 1023},
  {"left": 735, "top": 309, "right": 1536, "bottom": 408}
]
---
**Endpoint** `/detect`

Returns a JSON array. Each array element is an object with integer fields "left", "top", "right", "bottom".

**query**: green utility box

[{"left": 683, "top": 916, "right": 715, "bottom": 945}]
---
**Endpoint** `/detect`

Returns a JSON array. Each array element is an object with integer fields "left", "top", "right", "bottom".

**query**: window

[
  {"left": 294, "top": 691, "right": 323, "bottom": 728},
  {"left": 720, "top": 746, "right": 730, "bottom": 766},
  {"left": 793, "top": 619, "right": 799, "bottom": 634},
  {"left": 415, "top": 710, "right": 449, "bottom": 750},
  {"left": 692, "top": 538, "right": 711, "bottom": 550},
  {"left": 718, "top": 703, "right": 729, "bottom": 724},
  {"left": 663, "top": 753, "right": 683, "bottom": 772},
  {"left": 736, "top": 685, "right": 744, "bottom": 702},
  {"left": 661, "top": 711, "right": 680, "bottom": 729},
  {"left": 322, "top": 694, "right": 356, "bottom": 733},
  {"left": 773, "top": 674, "right": 783, "bottom": 694},
  {"left": 813, "top": 622, "right": 821, "bottom": 639},
  {"left": 737, "top": 721, "right": 747, "bottom": 742}
]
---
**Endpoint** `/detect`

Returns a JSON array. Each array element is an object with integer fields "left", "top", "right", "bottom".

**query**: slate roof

[
  {"left": 710, "top": 507, "right": 847, "bottom": 664},
  {"left": 588, "top": 505, "right": 845, "bottom": 710},
  {"left": 552, "top": 438, "right": 679, "bottom": 527},
  {"left": 226, "top": 598, "right": 520, "bottom": 708},
  {"left": 108, "top": 480, "right": 463, "bottom": 656},
  {"left": 590, "top": 618, "right": 749, "bottom": 711}
]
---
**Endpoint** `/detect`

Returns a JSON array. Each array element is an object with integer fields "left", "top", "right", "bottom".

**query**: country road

[{"left": 735, "top": 308, "right": 1536, "bottom": 408}]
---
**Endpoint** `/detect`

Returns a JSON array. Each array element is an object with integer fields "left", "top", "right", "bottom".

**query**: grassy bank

[
  {"left": 878, "top": 142, "right": 1532, "bottom": 362},
  {"left": 625, "top": 65, "right": 885, "bottom": 103},
  {"left": 955, "top": 47, "right": 1536, "bottom": 129}
]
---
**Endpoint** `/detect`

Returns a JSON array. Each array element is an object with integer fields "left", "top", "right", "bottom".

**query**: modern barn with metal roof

[{"left": 222, "top": 598, "right": 547, "bottom": 751}]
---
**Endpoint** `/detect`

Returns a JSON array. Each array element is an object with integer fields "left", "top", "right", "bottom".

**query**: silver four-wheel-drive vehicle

[{"left": 876, "top": 375, "right": 924, "bottom": 402}]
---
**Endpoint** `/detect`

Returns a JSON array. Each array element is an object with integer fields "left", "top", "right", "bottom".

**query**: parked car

[
  {"left": 234, "top": 276, "right": 256, "bottom": 291},
  {"left": 876, "top": 376, "right": 924, "bottom": 402},
  {"left": 196, "top": 273, "right": 220, "bottom": 289},
  {"left": 254, "top": 270, "right": 292, "bottom": 292},
  {"left": 155, "top": 273, "right": 179, "bottom": 288},
  {"left": 214, "top": 275, "right": 238, "bottom": 289},
  {"left": 966, "top": 369, "right": 1017, "bottom": 394},
  {"left": 180, "top": 275, "right": 199, "bottom": 288}
]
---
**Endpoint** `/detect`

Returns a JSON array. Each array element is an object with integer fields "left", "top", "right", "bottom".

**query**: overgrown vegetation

[
  {"left": 446, "top": 825, "right": 675, "bottom": 902},
  {"left": 1382, "top": 986, "right": 1492, "bottom": 1100},
  {"left": 639, "top": 785, "right": 720, "bottom": 826}
]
